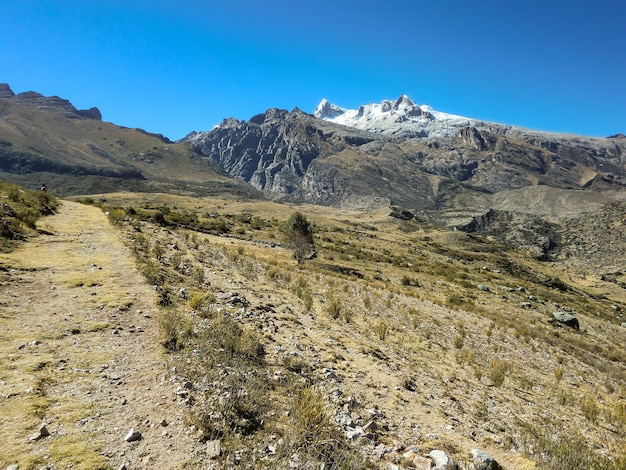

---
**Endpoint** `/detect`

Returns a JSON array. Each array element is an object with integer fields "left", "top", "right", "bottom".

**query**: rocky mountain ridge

[
  {"left": 2, "top": 82, "right": 625, "bottom": 227},
  {"left": 0, "top": 83, "right": 258, "bottom": 198},
  {"left": 183, "top": 97, "right": 626, "bottom": 223},
  {"left": 0, "top": 83, "right": 102, "bottom": 120}
]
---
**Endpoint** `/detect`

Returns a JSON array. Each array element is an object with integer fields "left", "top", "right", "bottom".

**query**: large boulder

[{"left": 549, "top": 311, "right": 580, "bottom": 330}]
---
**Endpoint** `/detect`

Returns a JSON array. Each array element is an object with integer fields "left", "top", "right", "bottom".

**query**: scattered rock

[
  {"left": 477, "top": 284, "right": 490, "bottom": 292},
  {"left": 412, "top": 455, "right": 433, "bottom": 470},
  {"left": 429, "top": 449, "right": 458, "bottom": 470},
  {"left": 124, "top": 427, "right": 142, "bottom": 442},
  {"left": 6, "top": 464, "right": 19, "bottom": 470},
  {"left": 206, "top": 439, "right": 222, "bottom": 459},
  {"left": 29, "top": 424, "right": 50, "bottom": 441},
  {"left": 470, "top": 449, "right": 501, "bottom": 470}
]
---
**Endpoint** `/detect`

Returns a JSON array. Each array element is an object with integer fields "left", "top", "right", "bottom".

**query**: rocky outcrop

[
  {"left": 0, "top": 83, "right": 102, "bottom": 120},
  {"left": 183, "top": 108, "right": 377, "bottom": 199},
  {"left": 0, "top": 83, "right": 16, "bottom": 98},
  {"left": 461, "top": 209, "right": 560, "bottom": 260},
  {"left": 457, "top": 126, "right": 496, "bottom": 151}
]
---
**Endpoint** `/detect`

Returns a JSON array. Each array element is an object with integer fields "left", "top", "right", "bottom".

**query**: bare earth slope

[{"left": 0, "top": 201, "right": 196, "bottom": 469}]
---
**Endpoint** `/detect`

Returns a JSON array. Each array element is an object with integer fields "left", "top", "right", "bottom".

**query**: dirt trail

[{"left": 0, "top": 201, "right": 196, "bottom": 469}]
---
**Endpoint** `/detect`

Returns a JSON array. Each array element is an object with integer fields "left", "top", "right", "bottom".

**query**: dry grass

[{"left": 4, "top": 189, "right": 625, "bottom": 468}]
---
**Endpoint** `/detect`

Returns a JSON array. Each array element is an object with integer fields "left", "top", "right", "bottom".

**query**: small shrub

[
  {"left": 107, "top": 208, "right": 126, "bottom": 225},
  {"left": 7, "top": 187, "right": 21, "bottom": 202},
  {"left": 455, "top": 348, "right": 475, "bottom": 366},
  {"left": 342, "top": 309, "right": 353, "bottom": 323},
  {"left": 374, "top": 320, "right": 389, "bottom": 341},
  {"left": 326, "top": 295, "right": 342, "bottom": 319},
  {"left": 142, "top": 259, "right": 163, "bottom": 286},
  {"left": 554, "top": 367, "right": 564, "bottom": 383},
  {"left": 580, "top": 394, "right": 599, "bottom": 423},
  {"left": 152, "top": 242, "right": 164, "bottom": 260},
  {"left": 193, "top": 265, "right": 205, "bottom": 286},
  {"left": 488, "top": 358, "right": 509, "bottom": 386},
  {"left": 159, "top": 309, "right": 193, "bottom": 351},
  {"left": 170, "top": 251, "right": 184, "bottom": 271},
  {"left": 302, "top": 288, "right": 313, "bottom": 311},
  {"left": 16, "top": 207, "right": 40, "bottom": 229},
  {"left": 282, "top": 385, "right": 365, "bottom": 468},
  {"left": 189, "top": 292, "right": 215, "bottom": 312}
]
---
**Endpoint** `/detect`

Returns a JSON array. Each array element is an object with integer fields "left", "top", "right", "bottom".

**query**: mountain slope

[{"left": 0, "top": 83, "right": 259, "bottom": 198}]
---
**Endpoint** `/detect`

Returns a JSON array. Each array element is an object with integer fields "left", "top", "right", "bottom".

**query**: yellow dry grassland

[
  {"left": 85, "top": 191, "right": 625, "bottom": 469},
  {"left": 2, "top": 191, "right": 625, "bottom": 469}
]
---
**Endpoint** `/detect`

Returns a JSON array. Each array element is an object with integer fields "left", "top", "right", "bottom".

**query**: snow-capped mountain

[{"left": 313, "top": 95, "right": 482, "bottom": 138}]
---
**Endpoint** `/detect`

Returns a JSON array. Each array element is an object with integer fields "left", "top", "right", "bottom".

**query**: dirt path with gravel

[{"left": 0, "top": 201, "right": 198, "bottom": 469}]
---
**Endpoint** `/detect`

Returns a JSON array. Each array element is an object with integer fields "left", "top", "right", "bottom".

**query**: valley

[{"left": 0, "top": 85, "right": 625, "bottom": 469}]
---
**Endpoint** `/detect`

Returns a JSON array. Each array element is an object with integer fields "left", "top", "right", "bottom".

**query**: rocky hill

[{"left": 0, "top": 83, "right": 259, "bottom": 198}]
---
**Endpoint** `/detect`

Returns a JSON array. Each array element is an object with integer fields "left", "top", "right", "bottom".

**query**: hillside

[
  {"left": 2, "top": 187, "right": 623, "bottom": 469},
  {"left": 0, "top": 84, "right": 259, "bottom": 198}
]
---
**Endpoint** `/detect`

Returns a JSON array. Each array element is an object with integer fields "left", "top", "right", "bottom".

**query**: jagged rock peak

[
  {"left": 218, "top": 117, "right": 244, "bottom": 128},
  {"left": 0, "top": 83, "right": 15, "bottom": 98},
  {"left": 314, "top": 98, "right": 347, "bottom": 119}
]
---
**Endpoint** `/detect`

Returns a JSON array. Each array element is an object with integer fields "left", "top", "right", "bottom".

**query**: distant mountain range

[
  {"left": 183, "top": 95, "right": 626, "bottom": 223},
  {"left": 1, "top": 83, "right": 625, "bottom": 229}
]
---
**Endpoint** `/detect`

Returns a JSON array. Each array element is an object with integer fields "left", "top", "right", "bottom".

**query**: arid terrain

[
  {"left": 1, "top": 192, "right": 624, "bottom": 469},
  {"left": 0, "top": 201, "right": 202, "bottom": 468}
]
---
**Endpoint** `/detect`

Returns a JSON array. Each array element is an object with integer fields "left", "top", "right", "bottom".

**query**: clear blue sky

[{"left": 2, "top": 0, "right": 624, "bottom": 140}]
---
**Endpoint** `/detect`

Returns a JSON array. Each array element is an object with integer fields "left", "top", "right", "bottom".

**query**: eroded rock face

[
  {"left": 183, "top": 108, "right": 377, "bottom": 199},
  {"left": 461, "top": 209, "right": 560, "bottom": 260},
  {"left": 457, "top": 126, "right": 496, "bottom": 151}
]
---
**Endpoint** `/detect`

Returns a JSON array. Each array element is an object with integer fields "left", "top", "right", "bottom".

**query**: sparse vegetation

[
  {"left": 0, "top": 181, "right": 59, "bottom": 250},
  {"left": 3, "top": 190, "right": 626, "bottom": 469}
]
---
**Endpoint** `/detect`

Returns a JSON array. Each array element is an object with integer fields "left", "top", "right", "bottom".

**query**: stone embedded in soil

[
  {"left": 207, "top": 439, "right": 222, "bottom": 459},
  {"left": 124, "top": 427, "right": 142, "bottom": 442},
  {"left": 29, "top": 424, "right": 50, "bottom": 441}
]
